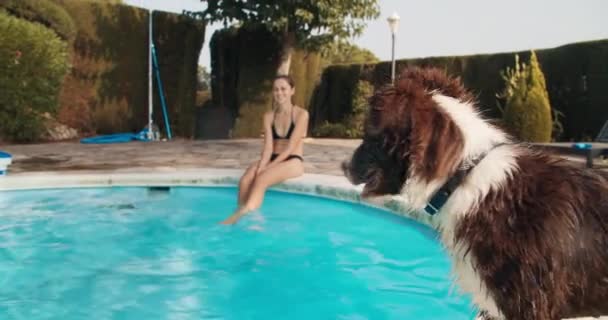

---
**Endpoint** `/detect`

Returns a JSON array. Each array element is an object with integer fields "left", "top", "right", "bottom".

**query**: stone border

[{"left": 0, "top": 168, "right": 434, "bottom": 227}]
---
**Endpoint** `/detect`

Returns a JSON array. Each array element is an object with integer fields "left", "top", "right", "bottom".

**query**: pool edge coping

[{"left": 0, "top": 168, "right": 435, "bottom": 228}]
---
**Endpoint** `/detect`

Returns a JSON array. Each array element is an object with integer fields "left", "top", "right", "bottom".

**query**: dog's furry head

[{"left": 343, "top": 67, "right": 471, "bottom": 197}]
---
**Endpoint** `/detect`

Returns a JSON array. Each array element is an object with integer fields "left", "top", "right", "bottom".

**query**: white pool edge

[{"left": 0, "top": 168, "right": 436, "bottom": 227}]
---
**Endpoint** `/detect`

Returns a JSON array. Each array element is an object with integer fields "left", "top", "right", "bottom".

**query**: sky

[{"left": 124, "top": 0, "right": 608, "bottom": 69}]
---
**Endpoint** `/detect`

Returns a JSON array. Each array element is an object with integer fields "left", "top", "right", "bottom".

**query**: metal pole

[
  {"left": 391, "top": 33, "right": 396, "bottom": 84},
  {"left": 148, "top": 9, "right": 154, "bottom": 140}
]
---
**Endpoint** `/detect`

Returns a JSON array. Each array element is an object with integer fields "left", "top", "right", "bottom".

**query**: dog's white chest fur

[
  {"left": 435, "top": 156, "right": 519, "bottom": 319},
  {"left": 406, "top": 94, "right": 523, "bottom": 319}
]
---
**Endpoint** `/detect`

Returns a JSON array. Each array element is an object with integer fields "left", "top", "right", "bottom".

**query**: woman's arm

[
  {"left": 257, "top": 112, "right": 274, "bottom": 173},
  {"left": 265, "top": 108, "right": 309, "bottom": 169}
]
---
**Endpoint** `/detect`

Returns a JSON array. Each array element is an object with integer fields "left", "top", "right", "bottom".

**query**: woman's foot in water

[{"left": 220, "top": 206, "right": 251, "bottom": 225}]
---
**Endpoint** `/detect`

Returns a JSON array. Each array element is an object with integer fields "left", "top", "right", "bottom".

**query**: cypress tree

[{"left": 502, "top": 51, "right": 553, "bottom": 142}]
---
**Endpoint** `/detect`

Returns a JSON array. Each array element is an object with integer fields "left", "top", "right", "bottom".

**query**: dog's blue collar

[{"left": 423, "top": 143, "right": 509, "bottom": 215}]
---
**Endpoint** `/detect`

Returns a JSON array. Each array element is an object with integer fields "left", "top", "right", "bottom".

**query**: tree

[
  {"left": 322, "top": 40, "right": 379, "bottom": 66},
  {"left": 500, "top": 51, "right": 553, "bottom": 142},
  {"left": 186, "top": 0, "right": 380, "bottom": 75},
  {"left": 197, "top": 65, "right": 211, "bottom": 91}
]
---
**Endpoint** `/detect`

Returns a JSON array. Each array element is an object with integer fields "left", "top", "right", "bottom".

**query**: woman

[{"left": 220, "top": 75, "right": 309, "bottom": 225}]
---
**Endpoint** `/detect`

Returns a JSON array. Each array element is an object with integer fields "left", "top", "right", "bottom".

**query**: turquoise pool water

[{"left": 0, "top": 187, "right": 475, "bottom": 319}]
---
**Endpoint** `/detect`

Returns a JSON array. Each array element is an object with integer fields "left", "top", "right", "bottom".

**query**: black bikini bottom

[{"left": 270, "top": 153, "right": 303, "bottom": 162}]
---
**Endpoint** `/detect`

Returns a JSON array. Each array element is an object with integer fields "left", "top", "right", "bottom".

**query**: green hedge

[
  {"left": 537, "top": 40, "right": 608, "bottom": 141},
  {"left": 207, "top": 26, "right": 322, "bottom": 138},
  {"left": 290, "top": 49, "right": 323, "bottom": 112},
  {"left": 48, "top": 0, "right": 205, "bottom": 137},
  {"left": 2, "top": 0, "right": 76, "bottom": 42},
  {"left": 152, "top": 11, "right": 206, "bottom": 138},
  {"left": 308, "top": 63, "right": 372, "bottom": 131},
  {"left": 231, "top": 26, "right": 282, "bottom": 138},
  {"left": 312, "top": 79, "right": 373, "bottom": 138},
  {"left": 208, "top": 26, "right": 279, "bottom": 138},
  {"left": 0, "top": 10, "right": 70, "bottom": 142},
  {"left": 311, "top": 39, "right": 608, "bottom": 141}
]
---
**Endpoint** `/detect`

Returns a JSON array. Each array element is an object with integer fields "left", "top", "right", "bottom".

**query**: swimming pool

[{"left": 0, "top": 186, "right": 475, "bottom": 319}]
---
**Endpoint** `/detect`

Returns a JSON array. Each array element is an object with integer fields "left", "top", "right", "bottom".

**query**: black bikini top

[{"left": 272, "top": 108, "right": 296, "bottom": 139}]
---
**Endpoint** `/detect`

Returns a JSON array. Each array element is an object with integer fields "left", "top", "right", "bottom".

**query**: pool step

[
  {"left": 148, "top": 186, "right": 171, "bottom": 192},
  {"left": 147, "top": 186, "right": 171, "bottom": 199}
]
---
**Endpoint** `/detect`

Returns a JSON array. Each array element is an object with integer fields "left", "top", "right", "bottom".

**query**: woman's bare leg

[
  {"left": 244, "top": 159, "right": 303, "bottom": 211},
  {"left": 220, "top": 159, "right": 304, "bottom": 224},
  {"left": 237, "top": 161, "right": 259, "bottom": 206}
]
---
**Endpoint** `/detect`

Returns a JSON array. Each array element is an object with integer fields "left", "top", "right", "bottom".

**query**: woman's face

[{"left": 273, "top": 78, "right": 295, "bottom": 105}]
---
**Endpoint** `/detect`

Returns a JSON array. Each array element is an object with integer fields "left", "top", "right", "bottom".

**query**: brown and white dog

[{"left": 342, "top": 67, "right": 608, "bottom": 320}]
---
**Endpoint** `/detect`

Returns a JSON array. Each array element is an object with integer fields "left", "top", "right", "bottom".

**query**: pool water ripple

[{"left": 0, "top": 187, "right": 475, "bottom": 319}]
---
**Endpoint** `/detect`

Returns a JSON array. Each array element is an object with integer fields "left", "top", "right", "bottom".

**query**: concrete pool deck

[
  {"left": 1, "top": 138, "right": 605, "bottom": 175},
  {"left": 0, "top": 138, "right": 359, "bottom": 176}
]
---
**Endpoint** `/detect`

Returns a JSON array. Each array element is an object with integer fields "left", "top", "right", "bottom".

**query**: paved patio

[
  {"left": 0, "top": 138, "right": 364, "bottom": 176},
  {"left": 0, "top": 138, "right": 605, "bottom": 176},
  {"left": 0, "top": 139, "right": 608, "bottom": 175}
]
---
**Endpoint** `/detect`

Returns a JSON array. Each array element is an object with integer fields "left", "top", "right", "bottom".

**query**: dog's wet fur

[{"left": 342, "top": 67, "right": 608, "bottom": 320}]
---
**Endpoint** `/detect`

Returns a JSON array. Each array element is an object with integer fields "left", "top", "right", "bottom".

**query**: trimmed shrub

[
  {"left": 312, "top": 79, "right": 373, "bottom": 138},
  {"left": 290, "top": 49, "right": 323, "bottom": 111},
  {"left": 92, "top": 97, "right": 132, "bottom": 134},
  {"left": 0, "top": 10, "right": 70, "bottom": 142},
  {"left": 502, "top": 52, "right": 553, "bottom": 142},
  {"left": 52, "top": 0, "right": 148, "bottom": 135},
  {"left": 1, "top": 0, "right": 76, "bottom": 42},
  {"left": 152, "top": 10, "right": 207, "bottom": 138},
  {"left": 309, "top": 39, "right": 608, "bottom": 141},
  {"left": 196, "top": 90, "right": 211, "bottom": 107},
  {"left": 346, "top": 79, "right": 374, "bottom": 138},
  {"left": 208, "top": 25, "right": 323, "bottom": 138},
  {"left": 308, "top": 63, "right": 369, "bottom": 131},
  {"left": 313, "top": 121, "right": 350, "bottom": 138},
  {"left": 50, "top": 1, "right": 205, "bottom": 138}
]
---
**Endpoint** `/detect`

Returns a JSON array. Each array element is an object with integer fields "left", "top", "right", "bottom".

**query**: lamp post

[{"left": 387, "top": 12, "right": 400, "bottom": 84}]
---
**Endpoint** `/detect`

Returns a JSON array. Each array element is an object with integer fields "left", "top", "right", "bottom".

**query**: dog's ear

[
  {"left": 399, "top": 67, "right": 474, "bottom": 102},
  {"left": 366, "top": 86, "right": 396, "bottom": 135},
  {"left": 409, "top": 103, "right": 464, "bottom": 183},
  {"left": 366, "top": 83, "right": 418, "bottom": 136}
]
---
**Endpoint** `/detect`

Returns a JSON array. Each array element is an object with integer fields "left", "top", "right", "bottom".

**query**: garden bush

[
  {"left": 0, "top": 10, "right": 70, "bottom": 142},
  {"left": 312, "top": 79, "right": 373, "bottom": 138},
  {"left": 1, "top": 0, "right": 76, "bottom": 42},
  {"left": 501, "top": 52, "right": 553, "bottom": 142}
]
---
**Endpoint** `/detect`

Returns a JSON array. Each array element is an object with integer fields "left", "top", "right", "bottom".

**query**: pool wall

[{"left": 0, "top": 168, "right": 436, "bottom": 227}]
